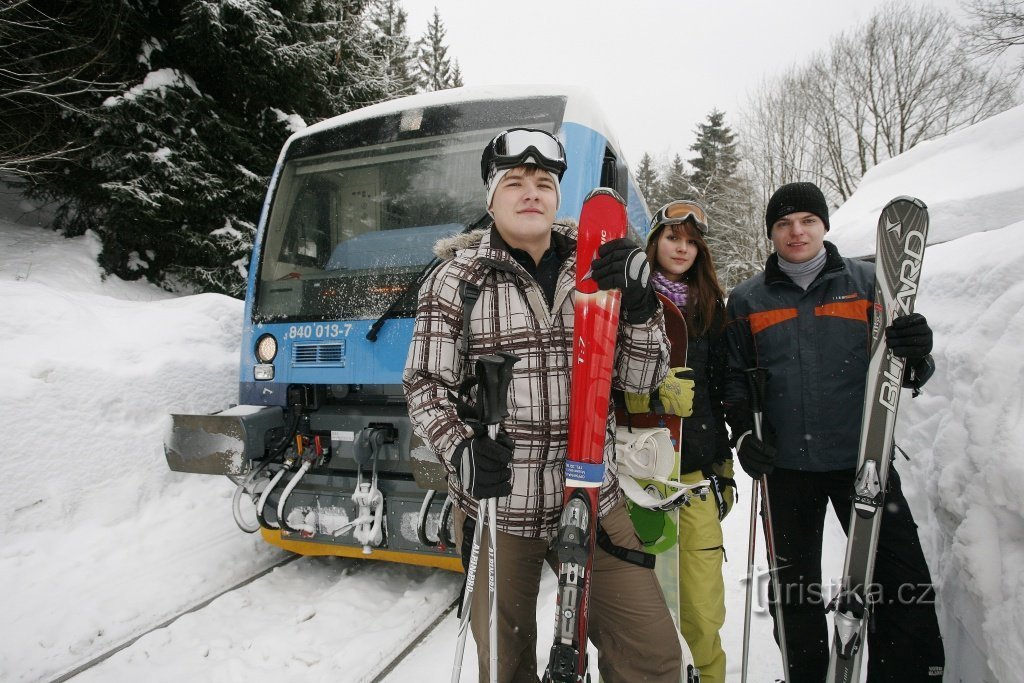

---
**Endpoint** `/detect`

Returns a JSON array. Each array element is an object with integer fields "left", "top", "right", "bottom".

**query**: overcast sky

[{"left": 404, "top": 0, "right": 966, "bottom": 166}]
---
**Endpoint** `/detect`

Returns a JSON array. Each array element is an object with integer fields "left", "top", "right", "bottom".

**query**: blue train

[{"left": 165, "top": 85, "right": 652, "bottom": 570}]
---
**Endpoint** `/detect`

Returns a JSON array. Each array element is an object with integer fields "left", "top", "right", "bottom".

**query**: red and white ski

[{"left": 542, "top": 188, "right": 626, "bottom": 683}]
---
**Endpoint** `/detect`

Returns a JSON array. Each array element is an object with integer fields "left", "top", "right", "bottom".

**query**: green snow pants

[{"left": 677, "top": 463, "right": 732, "bottom": 683}]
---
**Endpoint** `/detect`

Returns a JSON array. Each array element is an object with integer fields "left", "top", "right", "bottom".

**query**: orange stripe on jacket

[
  {"left": 815, "top": 299, "right": 870, "bottom": 322},
  {"left": 749, "top": 308, "right": 798, "bottom": 334}
]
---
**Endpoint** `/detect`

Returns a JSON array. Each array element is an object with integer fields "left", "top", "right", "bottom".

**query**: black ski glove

[
  {"left": 451, "top": 430, "right": 515, "bottom": 499},
  {"left": 705, "top": 460, "right": 737, "bottom": 521},
  {"left": 735, "top": 431, "right": 776, "bottom": 479},
  {"left": 590, "top": 238, "right": 657, "bottom": 324},
  {"left": 886, "top": 313, "right": 933, "bottom": 360},
  {"left": 903, "top": 354, "right": 936, "bottom": 395}
]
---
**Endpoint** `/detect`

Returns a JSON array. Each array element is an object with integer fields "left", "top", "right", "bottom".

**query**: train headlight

[{"left": 255, "top": 334, "right": 278, "bottom": 362}]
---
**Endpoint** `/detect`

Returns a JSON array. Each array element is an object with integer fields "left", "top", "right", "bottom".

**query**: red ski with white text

[{"left": 542, "top": 188, "right": 626, "bottom": 683}]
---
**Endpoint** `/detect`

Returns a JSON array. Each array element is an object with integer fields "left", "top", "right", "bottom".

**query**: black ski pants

[{"left": 764, "top": 466, "right": 945, "bottom": 683}]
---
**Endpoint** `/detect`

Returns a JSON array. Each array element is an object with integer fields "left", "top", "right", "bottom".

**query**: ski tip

[
  {"left": 886, "top": 195, "right": 928, "bottom": 211},
  {"left": 583, "top": 187, "right": 625, "bottom": 205}
]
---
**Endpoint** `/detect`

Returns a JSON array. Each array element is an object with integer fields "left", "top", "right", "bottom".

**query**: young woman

[{"left": 645, "top": 199, "right": 736, "bottom": 683}]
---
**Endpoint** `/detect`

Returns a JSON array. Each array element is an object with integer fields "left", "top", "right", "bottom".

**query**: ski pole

[
  {"left": 744, "top": 367, "right": 791, "bottom": 681},
  {"left": 740, "top": 444, "right": 759, "bottom": 683},
  {"left": 451, "top": 352, "right": 519, "bottom": 683}
]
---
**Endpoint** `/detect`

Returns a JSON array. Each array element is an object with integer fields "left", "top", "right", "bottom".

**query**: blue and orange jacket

[{"left": 723, "top": 242, "right": 874, "bottom": 471}]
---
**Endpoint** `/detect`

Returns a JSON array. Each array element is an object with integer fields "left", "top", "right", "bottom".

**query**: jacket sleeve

[
  {"left": 402, "top": 266, "right": 476, "bottom": 471},
  {"left": 612, "top": 299, "right": 670, "bottom": 394},
  {"left": 707, "top": 302, "right": 734, "bottom": 461},
  {"left": 722, "top": 294, "right": 755, "bottom": 442}
]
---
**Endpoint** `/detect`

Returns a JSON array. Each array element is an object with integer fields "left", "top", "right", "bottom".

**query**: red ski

[{"left": 543, "top": 188, "right": 626, "bottom": 683}]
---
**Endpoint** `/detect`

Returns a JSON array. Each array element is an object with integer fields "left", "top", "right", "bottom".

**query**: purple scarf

[{"left": 652, "top": 271, "right": 688, "bottom": 311}]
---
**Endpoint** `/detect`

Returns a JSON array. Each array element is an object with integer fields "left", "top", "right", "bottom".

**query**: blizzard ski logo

[
  {"left": 893, "top": 229, "right": 926, "bottom": 316},
  {"left": 878, "top": 226, "right": 925, "bottom": 412}
]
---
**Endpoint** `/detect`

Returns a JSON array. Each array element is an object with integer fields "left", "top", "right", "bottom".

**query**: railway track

[
  {"left": 49, "top": 553, "right": 302, "bottom": 682},
  {"left": 48, "top": 555, "right": 463, "bottom": 682}
]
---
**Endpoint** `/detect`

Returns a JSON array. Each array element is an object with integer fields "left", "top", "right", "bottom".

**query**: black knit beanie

[{"left": 765, "top": 182, "right": 830, "bottom": 237}]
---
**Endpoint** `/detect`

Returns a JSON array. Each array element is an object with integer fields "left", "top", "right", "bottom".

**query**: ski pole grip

[
  {"left": 743, "top": 367, "right": 769, "bottom": 436},
  {"left": 475, "top": 352, "right": 520, "bottom": 426}
]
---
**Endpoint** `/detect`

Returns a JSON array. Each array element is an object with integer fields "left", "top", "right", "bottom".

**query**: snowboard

[
  {"left": 542, "top": 188, "right": 626, "bottom": 683},
  {"left": 826, "top": 196, "right": 930, "bottom": 682},
  {"left": 616, "top": 295, "right": 688, "bottom": 618}
]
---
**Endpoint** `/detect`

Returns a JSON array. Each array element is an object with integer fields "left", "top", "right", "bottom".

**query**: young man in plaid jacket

[{"left": 404, "top": 128, "right": 683, "bottom": 682}]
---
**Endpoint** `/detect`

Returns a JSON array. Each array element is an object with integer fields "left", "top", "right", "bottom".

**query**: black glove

[
  {"left": 590, "top": 238, "right": 657, "bottom": 324},
  {"left": 705, "top": 460, "right": 737, "bottom": 521},
  {"left": 903, "top": 354, "right": 936, "bottom": 395},
  {"left": 451, "top": 430, "right": 515, "bottom": 499},
  {"left": 886, "top": 313, "right": 933, "bottom": 360},
  {"left": 736, "top": 431, "right": 776, "bottom": 479}
]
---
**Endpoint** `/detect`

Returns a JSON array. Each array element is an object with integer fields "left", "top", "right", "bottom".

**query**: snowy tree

[
  {"left": 634, "top": 153, "right": 662, "bottom": 209},
  {"left": 370, "top": 0, "right": 417, "bottom": 97},
  {"left": 0, "top": 2, "right": 141, "bottom": 180},
  {"left": 687, "top": 110, "right": 766, "bottom": 290},
  {"left": 414, "top": 8, "right": 461, "bottom": 91},
  {"left": 9, "top": 0, "right": 408, "bottom": 295},
  {"left": 657, "top": 154, "right": 690, "bottom": 209},
  {"left": 687, "top": 109, "right": 739, "bottom": 205},
  {"left": 450, "top": 59, "right": 465, "bottom": 88}
]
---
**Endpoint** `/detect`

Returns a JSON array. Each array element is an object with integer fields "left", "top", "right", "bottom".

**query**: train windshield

[
  {"left": 254, "top": 128, "right": 504, "bottom": 322},
  {"left": 254, "top": 94, "right": 567, "bottom": 323}
]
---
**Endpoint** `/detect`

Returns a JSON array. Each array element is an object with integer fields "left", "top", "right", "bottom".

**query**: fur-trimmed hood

[{"left": 432, "top": 220, "right": 578, "bottom": 261}]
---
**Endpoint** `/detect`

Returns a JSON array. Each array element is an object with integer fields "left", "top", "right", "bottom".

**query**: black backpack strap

[
  {"left": 458, "top": 279, "right": 481, "bottom": 357},
  {"left": 596, "top": 525, "right": 656, "bottom": 569}
]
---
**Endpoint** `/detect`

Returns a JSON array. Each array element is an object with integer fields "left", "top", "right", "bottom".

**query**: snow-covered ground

[{"left": 2, "top": 102, "right": 1022, "bottom": 682}]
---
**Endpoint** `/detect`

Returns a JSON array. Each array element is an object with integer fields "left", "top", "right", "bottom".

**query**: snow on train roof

[{"left": 292, "top": 84, "right": 621, "bottom": 152}]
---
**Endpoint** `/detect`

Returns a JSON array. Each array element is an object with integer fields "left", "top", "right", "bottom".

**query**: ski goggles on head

[
  {"left": 481, "top": 127, "right": 567, "bottom": 182},
  {"left": 649, "top": 200, "right": 709, "bottom": 238}
]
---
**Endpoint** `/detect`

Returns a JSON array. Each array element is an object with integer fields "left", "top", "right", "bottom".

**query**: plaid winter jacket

[{"left": 403, "top": 222, "right": 670, "bottom": 539}]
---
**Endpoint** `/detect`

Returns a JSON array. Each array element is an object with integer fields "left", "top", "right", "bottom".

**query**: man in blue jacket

[{"left": 723, "top": 182, "right": 944, "bottom": 682}]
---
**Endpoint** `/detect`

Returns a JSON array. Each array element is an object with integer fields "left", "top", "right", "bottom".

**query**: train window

[{"left": 255, "top": 130, "right": 493, "bottom": 322}]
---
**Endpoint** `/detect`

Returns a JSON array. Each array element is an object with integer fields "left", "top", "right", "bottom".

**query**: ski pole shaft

[
  {"left": 486, "top": 489, "right": 498, "bottom": 682},
  {"left": 758, "top": 478, "right": 790, "bottom": 678},
  {"left": 451, "top": 352, "right": 519, "bottom": 683},
  {"left": 743, "top": 366, "right": 791, "bottom": 680},
  {"left": 741, "top": 478, "right": 758, "bottom": 683},
  {"left": 452, "top": 515, "right": 485, "bottom": 682}
]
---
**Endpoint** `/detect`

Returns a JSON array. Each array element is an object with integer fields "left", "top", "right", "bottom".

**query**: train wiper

[{"left": 366, "top": 213, "right": 491, "bottom": 342}]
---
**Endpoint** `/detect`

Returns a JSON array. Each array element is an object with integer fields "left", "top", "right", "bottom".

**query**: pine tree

[
  {"left": 634, "top": 153, "right": 662, "bottom": 209},
  {"left": 16, "top": 0, "right": 404, "bottom": 296},
  {"left": 688, "top": 109, "right": 740, "bottom": 208},
  {"left": 0, "top": 3, "right": 144, "bottom": 180},
  {"left": 687, "top": 109, "right": 766, "bottom": 290},
  {"left": 450, "top": 59, "right": 465, "bottom": 88},
  {"left": 414, "top": 8, "right": 459, "bottom": 91},
  {"left": 369, "top": 0, "right": 417, "bottom": 97},
  {"left": 660, "top": 154, "right": 690, "bottom": 206}
]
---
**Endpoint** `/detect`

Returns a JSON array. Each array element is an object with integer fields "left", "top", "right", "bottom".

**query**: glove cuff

[
  {"left": 621, "top": 287, "right": 658, "bottom": 324},
  {"left": 904, "top": 354, "right": 936, "bottom": 395}
]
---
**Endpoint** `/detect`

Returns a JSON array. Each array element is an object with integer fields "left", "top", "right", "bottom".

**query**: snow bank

[
  {"left": 830, "top": 104, "right": 1024, "bottom": 257},
  {"left": 0, "top": 210, "right": 283, "bottom": 682}
]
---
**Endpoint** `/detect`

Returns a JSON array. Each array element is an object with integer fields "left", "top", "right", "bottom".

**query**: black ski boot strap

[{"left": 596, "top": 526, "right": 656, "bottom": 569}]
